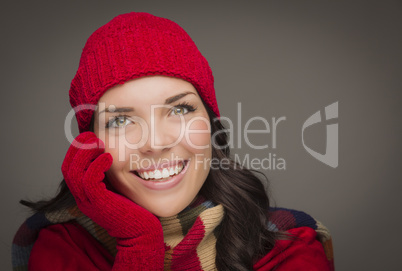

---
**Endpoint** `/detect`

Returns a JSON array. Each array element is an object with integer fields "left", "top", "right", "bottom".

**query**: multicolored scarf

[{"left": 12, "top": 199, "right": 334, "bottom": 270}]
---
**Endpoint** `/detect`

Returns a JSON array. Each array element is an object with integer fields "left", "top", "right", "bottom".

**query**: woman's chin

[
  {"left": 148, "top": 205, "right": 186, "bottom": 218},
  {"left": 141, "top": 197, "right": 195, "bottom": 218}
]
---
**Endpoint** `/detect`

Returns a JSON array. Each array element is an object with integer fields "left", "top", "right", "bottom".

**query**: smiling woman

[
  {"left": 94, "top": 76, "right": 212, "bottom": 217},
  {"left": 12, "top": 12, "right": 334, "bottom": 271}
]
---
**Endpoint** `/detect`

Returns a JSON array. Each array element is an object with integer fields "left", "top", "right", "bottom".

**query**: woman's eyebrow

[
  {"left": 165, "top": 91, "right": 196, "bottom": 104},
  {"left": 99, "top": 91, "right": 195, "bottom": 113},
  {"left": 99, "top": 107, "right": 134, "bottom": 114}
]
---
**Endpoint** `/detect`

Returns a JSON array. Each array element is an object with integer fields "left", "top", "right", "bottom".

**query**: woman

[{"left": 12, "top": 12, "right": 334, "bottom": 270}]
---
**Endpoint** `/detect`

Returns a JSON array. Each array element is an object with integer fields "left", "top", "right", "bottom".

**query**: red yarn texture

[
  {"left": 61, "top": 132, "right": 165, "bottom": 270},
  {"left": 29, "top": 223, "right": 330, "bottom": 270},
  {"left": 69, "top": 12, "right": 219, "bottom": 133}
]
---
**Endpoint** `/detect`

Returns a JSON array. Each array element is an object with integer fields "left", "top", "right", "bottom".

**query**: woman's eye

[
  {"left": 107, "top": 116, "right": 133, "bottom": 128},
  {"left": 171, "top": 106, "right": 189, "bottom": 116},
  {"left": 169, "top": 103, "right": 196, "bottom": 116}
]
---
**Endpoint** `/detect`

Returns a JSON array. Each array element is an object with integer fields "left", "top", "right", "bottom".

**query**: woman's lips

[
  {"left": 135, "top": 161, "right": 185, "bottom": 180},
  {"left": 131, "top": 160, "right": 189, "bottom": 190},
  {"left": 135, "top": 160, "right": 183, "bottom": 173}
]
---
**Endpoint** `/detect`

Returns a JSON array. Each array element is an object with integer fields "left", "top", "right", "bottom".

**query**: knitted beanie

[{"left": 69, "top": 12, "right": 219, "bottom": 133}]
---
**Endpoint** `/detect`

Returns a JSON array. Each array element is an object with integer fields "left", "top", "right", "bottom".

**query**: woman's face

[{"left": 94, "top": 75, "right": 212, "bottom": 217}]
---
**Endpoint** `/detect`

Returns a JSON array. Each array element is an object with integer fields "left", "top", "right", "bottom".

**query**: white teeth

[
  {"left": 137, "top": 162, "right": 185, "bottom": 181},
  {"left": 154, "top": 170, "right": 162, "bottom": 179},
  {"left": 162, "top": 168, "right": 170, "bottom": 178}
]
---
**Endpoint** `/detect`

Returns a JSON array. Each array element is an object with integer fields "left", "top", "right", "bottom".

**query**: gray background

[{"left": 2, "top": 0, "right": 401, "bottom": 270}]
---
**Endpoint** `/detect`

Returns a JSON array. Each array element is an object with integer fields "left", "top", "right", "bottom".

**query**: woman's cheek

[
  {"left": 104, "top": 133, "right": 133, "bottom": 165},
  {"left": 185, "top": 118, "right": 211, "bottom": 151}
]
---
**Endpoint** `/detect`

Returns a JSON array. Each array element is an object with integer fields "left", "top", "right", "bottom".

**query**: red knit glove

[{"left": 62, "top": 132, "right": 165, "bottom": 270}]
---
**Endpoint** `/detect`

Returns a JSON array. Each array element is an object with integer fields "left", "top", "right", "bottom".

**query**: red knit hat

[{"left": 69, "top": 12, "right": 219, "bottom": 133}]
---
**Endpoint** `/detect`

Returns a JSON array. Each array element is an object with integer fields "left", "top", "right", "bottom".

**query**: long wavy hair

[{"left": 21, "top": 100, "right": 277, "bottom": 270}]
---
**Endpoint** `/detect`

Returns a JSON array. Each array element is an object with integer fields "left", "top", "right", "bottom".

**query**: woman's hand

[{"left": 62, "top": 132, "right": 164, "bottom": 270}]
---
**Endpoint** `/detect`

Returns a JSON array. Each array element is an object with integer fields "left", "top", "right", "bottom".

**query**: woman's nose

[{"left": 137, "top": 119, "right": 179, "bottom": 154}]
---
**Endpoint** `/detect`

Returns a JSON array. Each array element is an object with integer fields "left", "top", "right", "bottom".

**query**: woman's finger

[
  {"left": 64, "top": 136, "right": 105, "bottom": 200},
  {"left": 61, "top": 132, "right": 97, "bottom": 177},
  {"left": 82, "top": 152, "right": 113, "bottom": 202}
]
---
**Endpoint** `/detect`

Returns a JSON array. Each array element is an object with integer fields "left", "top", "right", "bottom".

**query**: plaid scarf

[{"left": 12, "top": 199, "right": 334, "bottom": 270}]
